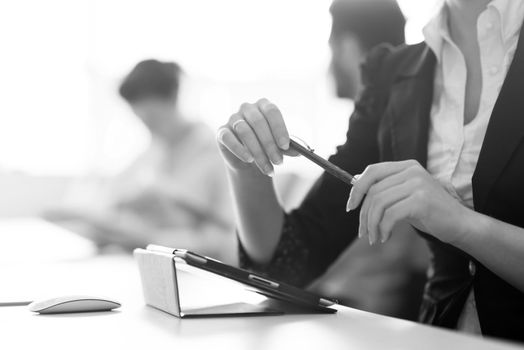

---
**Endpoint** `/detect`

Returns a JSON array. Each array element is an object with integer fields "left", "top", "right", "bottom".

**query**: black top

[{"left": 240, "top": 22, "right": 524, "bottom": 343}]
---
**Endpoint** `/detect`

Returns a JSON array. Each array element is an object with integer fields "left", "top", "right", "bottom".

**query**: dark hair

[
  {"left": 119, "top": 59, "right": 181, "bottom": 103},
  {"left": 329, "top": 0, "right": 405, "bottom": 51}
]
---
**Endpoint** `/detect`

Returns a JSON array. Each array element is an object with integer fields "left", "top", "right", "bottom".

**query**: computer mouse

[{"left": 28, "top": 295, "right": 121, "bottom": 314}]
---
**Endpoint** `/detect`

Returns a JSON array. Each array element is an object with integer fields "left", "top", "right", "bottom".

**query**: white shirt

[
  {"left": 423, "top": 0, "right": 524, "bottom": 334},
  {"left": 62, "top": 121, "right": 234, "bottom": 248},
  {"left": 107, "top": 122, "right": 233, "bottom": 231}
]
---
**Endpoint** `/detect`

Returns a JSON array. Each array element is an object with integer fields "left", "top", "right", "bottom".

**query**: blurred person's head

[
  {"left": 119, "top": 59, "right": 182, "bottom": 138},
  {"left": 329, "top": 0, "right": 405, "bottom": 99}
]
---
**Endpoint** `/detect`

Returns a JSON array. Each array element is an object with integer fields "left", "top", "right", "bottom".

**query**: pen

[{"left": 289, "top": 139, "right": 356, "bottom": 186}]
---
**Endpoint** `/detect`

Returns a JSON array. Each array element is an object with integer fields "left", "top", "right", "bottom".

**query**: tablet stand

[{"left": 135, "top": 249, "right": 284, "bottom": 317}]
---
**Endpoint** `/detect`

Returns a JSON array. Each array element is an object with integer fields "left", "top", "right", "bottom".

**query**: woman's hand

[
  {"left": 346, "top": 159, "right": 476, "bottom": 246},
  {"left": 216, "top": 98, "right": 298, "bottom": 176}
]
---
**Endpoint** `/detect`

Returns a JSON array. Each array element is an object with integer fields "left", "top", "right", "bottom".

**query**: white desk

[{"left": 1, "top": 219, "right": 522, "bottom": 350}]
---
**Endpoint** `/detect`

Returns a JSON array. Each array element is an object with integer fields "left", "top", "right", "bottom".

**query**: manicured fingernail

[
  {"left": 358, "top": 225, "right": 363, "bottom": 238},
  {"left": 244, "top": 153, "right": 254, "bottom": 163},
  {"left": 263, "top": 165, "right": 274, "bottom": 177},
  {"left": 347, "top": 198, "right": 356, "bottom": 211},
  {"left": 278, "top": 138, "right": 289, "bottom": 150}
]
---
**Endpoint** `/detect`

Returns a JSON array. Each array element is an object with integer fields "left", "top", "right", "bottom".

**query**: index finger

[
  {"left": 347, "top": 160, "right": 418, "bottom": 211},
  {"left": 256, "top": 98, "right": 290, "bottom": 150}
]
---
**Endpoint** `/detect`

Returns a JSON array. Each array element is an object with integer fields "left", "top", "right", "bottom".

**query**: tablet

[{"left": 146, "top": 244, "right": 338, "bottom": 313}]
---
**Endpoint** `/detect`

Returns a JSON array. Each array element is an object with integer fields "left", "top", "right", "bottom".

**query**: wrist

[
  {"left": 228, "top": 163, "right": 274, "bottom": 184},
  {"left": 452, "top": 207, "right": 489, "bottom": 252}
]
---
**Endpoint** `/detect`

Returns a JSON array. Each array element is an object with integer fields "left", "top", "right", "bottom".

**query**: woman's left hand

[{"left": 346, "top": 159, "right": 475, "bottom": 245}]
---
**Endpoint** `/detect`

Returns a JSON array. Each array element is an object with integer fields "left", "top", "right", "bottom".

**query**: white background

[{"left": 0, "top": 0, "right": 439, "bottom": 176}]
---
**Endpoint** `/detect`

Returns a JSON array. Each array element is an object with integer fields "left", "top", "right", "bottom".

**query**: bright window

[{"left": 0, "top": 0, "right": 439, "bottom": 176}]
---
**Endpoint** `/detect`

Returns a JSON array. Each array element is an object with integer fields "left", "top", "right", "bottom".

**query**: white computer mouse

[{"left": 28, "top": 295, "right": 121, "bottom": 314}]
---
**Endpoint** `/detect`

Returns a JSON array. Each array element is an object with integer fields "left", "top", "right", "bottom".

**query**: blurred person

[
  {"left": 45, "top": 59, "right": 235, "bottom": 262},
  {"left": 217, "top": 0, "right": 524, "bottom": 342},
  {"left": 329, "top": 0, "right": 405, "bottom": 99},
  {"left": 307, "top": 0, "right": 430, "bottom": 321}
]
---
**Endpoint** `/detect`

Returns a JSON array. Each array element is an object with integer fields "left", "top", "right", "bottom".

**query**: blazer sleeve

[{"left": 239, "top": 44, "right": 394, "bottom": 287}]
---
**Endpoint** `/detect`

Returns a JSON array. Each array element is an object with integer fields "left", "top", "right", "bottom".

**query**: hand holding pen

[
  {"left": 217, "top": 98, "right": 355, "bottom": 186},
  {"left": 217, "top": 98, "right": 298, "bottom": 176}
]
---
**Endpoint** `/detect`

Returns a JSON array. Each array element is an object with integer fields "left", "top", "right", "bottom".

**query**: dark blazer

[{"left": 252, "top": 22, "right": 524, "bottom": 342}]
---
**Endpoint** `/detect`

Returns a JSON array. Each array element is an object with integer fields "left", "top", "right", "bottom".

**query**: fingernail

[
  {"left": 346, "top": 200, "right": 351, "bottom": 212},
  {"left": 278, "top": 138, "right": 289, "bottom": 150},
  {"left": 273, "top": 155, "right": 283, "bottom": 165},
  {"left": 347, "top": 198, "right": 356, "bottom": 211},
  {"left": 244, "top": 154, "right": 254, "bottom": 163},
  {"left": 264, "top": 165, "right": 274, "bottom": 177}
]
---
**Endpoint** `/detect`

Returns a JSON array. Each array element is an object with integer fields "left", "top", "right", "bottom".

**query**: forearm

[
  {"left": 457, "top": 209, "right": 524, "bottom": 292},
  {"left": 227, "top": 166, "right": 284, "bottom": 265}
]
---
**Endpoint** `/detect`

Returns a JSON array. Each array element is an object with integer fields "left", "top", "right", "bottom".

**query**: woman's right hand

[{"left": 217, "top": 98, "right": 298, "bottom": 176}]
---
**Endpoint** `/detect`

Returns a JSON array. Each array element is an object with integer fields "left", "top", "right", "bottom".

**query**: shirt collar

[
  {"left": 422, "top": 2, "right": 450, "bottom": 63},
  {"left": 423, "top": 0, "right": 524, "bottom": 61},
  {"left": 489, "top": 0, "right": 524, "bottom": 42}
]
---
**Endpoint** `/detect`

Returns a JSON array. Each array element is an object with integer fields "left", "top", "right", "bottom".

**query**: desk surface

[{"left": 1, "top": 219, "right": 522, "bottom": 350}]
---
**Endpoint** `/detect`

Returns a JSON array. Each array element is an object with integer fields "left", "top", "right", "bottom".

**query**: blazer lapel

[
  {"left": 387, "top": 45, "right": 436, "bottom": 167},
  {"left": 472, "top": 24, "right": 524, "bottom": 212}
]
